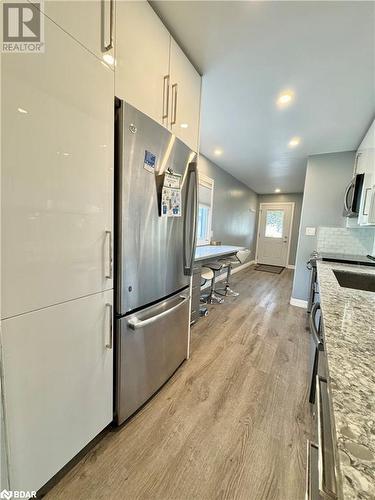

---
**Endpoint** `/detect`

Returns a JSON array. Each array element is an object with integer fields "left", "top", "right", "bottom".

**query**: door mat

[{"left": 254, "top": 264, "right": 284, "bottom": 274}]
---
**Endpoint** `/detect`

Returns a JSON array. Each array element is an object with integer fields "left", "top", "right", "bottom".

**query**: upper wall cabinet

[
  {"left": 30, "top": 0, "right": 115, "bottom": 65},
  {"left": 115, "top": 1, "right": 201, "bottom": 152},
  {"left": 353, "top": 120, "right": 375, "bottom": 226},
  {"left": 115, "top": 1, "right": 171, "bottom": 126},
  {"left": 2, "top": 10, "right": 114, "bottom": 319},
  {"left": 169, "top": 38, "right": 201, "bottom": 152}
]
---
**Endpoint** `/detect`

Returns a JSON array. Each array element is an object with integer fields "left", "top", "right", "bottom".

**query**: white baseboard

[
  {"left": 287, "top": 265, "right": 296, "bottom": 270},
  {"left": 290, "top": 297, "right": 308, "bottom": 309},
  {"left": 231, "top": 260, "right": 255, "bottom": 275}
]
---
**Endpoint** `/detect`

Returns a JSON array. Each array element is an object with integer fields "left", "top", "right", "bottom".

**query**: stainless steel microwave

[{"left": 343, "top": 173, "right": 364, "bottom": 217}]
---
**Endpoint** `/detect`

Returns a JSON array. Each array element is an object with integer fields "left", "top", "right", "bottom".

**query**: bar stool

[
  {"left": 215, "top": 249, "right": 251, "bottom": 297},
  {"left": 198, "top": 266, "right": 214, "bottom": 315},
  {"left": 204, "top": 262, "right": 225, "bottom": 304}
]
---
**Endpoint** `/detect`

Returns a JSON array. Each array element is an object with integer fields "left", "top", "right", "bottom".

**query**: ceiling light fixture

[
  {"left": 214, "top": 149, "right": 223, "bottom": 156},
  {"left": 275, "top": 188, "right": 281, "bottom": 193},
  {"left": 277, "top": 90, "right": 294, "bottom": 108},
  {"left": 180, "top": 123, "right": 188, "bottom": 129},
  {"left": 288, "top": 136, "right": 301, "bottom": 148},
  {"left": 17, "top": 107, "right": 28, "bottom": 114}
]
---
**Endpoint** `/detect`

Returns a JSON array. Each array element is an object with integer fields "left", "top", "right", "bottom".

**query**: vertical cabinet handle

[
  {"left": 105, "top": 303, "right": 113, "bottom": 349},
  {"left": 105, "top": 230, "right": 113, "bottom": 279},
  {"left": 103, "top": 0, "right": 114, "bottom": 52},
  {"left": 171, "top": 83, "right": 178, "bottom": 125},
  {"left": 162, "top": 75, "right": 170, "bottom": 121}
]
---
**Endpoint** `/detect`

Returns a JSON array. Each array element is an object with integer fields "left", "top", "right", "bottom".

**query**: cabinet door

[
  {"left": 2, "top": 12, "right": 114, "bottom": 319},
  {"left": 31, "top": 0, "right": 114, "bottom": 65},
  {"left": 115, "top": 0, "right": 170, "bottom": 125},
  {"left": 1, "top": 290, "right": 113, "bottom": 492},
  {"left": 169, "top": 38, "right": 201, "bottom": 152}
]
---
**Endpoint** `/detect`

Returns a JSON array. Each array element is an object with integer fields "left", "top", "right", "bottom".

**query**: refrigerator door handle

[
  {"left": 183, "top": 162, "right": 198, "bottom": 275},
  {"left": 127, "top": 295, "right": 190, "bottom": 330}
]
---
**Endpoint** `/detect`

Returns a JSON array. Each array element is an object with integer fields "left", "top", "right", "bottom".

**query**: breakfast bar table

[{"left": 191, "top": 245, "right": 245, "bottom": 323}]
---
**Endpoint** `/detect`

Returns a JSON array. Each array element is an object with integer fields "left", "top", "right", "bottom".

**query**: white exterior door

[
  {"left": 2, "top": 13, "right": 114, "bottom": 319},
  {"left": 257, "top": 203, "right": 294, "bottom": 267},
  {"left": 1, "top": 290, "right": 113, "bottom": 493}
]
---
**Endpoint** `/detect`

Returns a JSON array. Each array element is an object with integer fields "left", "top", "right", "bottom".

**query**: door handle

[
  {"left": 171, "top": 83, "right": 178, "bottom": 125},
  {"left": 103, "top": 0, "right": 114, "bottom": 52},
  {"left": 106, "top": 303, "right": 113, "bottom": 349},
  {"left": 309, "top": 302, "right": 322, "bottom": 349},
  {"left": 316, "top": 377, "right": 338, "bottom": 498},
  {"left": 183, "top": 162, "right": 198, "bottom": 275},
  {"left": 162, "top": 75, "right": 170, "bottom": 121},
  {"left": 127, "top": 295, "right": 190, "bottom": 330},
  {"left": 105, "top": 230, "right": 113, "bottom": 279}
]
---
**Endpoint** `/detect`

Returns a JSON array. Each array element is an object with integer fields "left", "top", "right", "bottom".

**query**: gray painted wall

[
  {"left": 257, "top": 193, "right": 303, "bottom": 266},
  {"left": 198, "top": 155, "right": 258, "bottom": 260},
  {"left": 292, "top": 151, "right": 355, "bottom": 301}
]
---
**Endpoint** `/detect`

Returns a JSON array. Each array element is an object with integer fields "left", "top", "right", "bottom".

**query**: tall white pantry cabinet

[
  {"left": 0, "top": 3, "right": 114, "bottom": 493},
  {"left": 0, "top": 0, "right": 202, "bottom": 493}
]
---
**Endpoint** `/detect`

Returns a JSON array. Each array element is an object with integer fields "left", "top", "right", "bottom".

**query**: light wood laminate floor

[{"left": 46, "top": 266, "right": 312, "bottom": 500}]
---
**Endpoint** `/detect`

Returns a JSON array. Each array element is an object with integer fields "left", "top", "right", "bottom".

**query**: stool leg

[
  {"left": 208, "top": 271, "right": 224, "bottom": 304},
  {"left": 216, "top": 263, "right": 239, "bottom": 297}
]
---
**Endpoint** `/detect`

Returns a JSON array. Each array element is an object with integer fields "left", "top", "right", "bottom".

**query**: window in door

[
  {"left": 264, "top": 209, "right": 284, "bottom": 238},
  {"left": 197, "top": 174, "right": 214, "bottom": 246}
]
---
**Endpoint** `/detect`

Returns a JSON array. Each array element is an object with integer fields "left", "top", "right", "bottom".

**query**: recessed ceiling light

[
  {"left": 17, "top": 107, "right": 28, "bottom": 114},
  {"left": 214, "top": 149, "right": 223, "bottom": 156},
  {"left": 277, "top": 91, "right": 294, "bottom": 107},
  {"left": 288, "top": 137, "right": 301, "bottom": 148},
  {"left": 180, "top": 123, "right": 188, "bottom": 129},
  {"left": 275, "top": 188, "right": 281, "bottom": 193},
  {"left": 103, "top": 54, "right": 115, "bottom": 66}
]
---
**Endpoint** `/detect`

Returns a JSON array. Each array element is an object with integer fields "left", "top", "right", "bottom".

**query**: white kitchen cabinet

[
  {"left": 115, "top": 0, "right": 171, "bottom": 126},
  {"left": 115, "top": 1, "right": 201, "bottom": 151},
  {"left": 1, "top": 290, "right": 113, "bottom": 492},
  {"left": 355, "top": 120, "right": 375, "bottom": 226},
  {"left": 2, "top": 12, "right": 114, "bottom": 319},
  {"left": 29, "top": 0, "right": 115, "bottom": 66},
  {"left": 169, "top": 38, "right": 201, "bottom": 152}
]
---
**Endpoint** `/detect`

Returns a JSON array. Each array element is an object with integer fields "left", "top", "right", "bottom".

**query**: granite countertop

[{"left": 317, "top": 261, "right": 375, "bottom": 499}]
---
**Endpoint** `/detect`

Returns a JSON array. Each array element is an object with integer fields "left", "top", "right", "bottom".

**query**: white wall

[{"left": 198, "top": 155, "right": 258, "bottom": 260}]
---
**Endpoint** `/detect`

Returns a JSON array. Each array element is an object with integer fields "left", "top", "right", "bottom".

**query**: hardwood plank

[{"left": 45, "top": 267, "right": 312, "bottom": 500}]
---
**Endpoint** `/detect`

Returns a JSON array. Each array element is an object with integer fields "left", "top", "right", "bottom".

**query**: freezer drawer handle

[{"left": 127, "top": 295, "right": 190, "bottom": 330}]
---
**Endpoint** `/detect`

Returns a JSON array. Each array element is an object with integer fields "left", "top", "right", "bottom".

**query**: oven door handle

[{"left": 309, "top": 302, "right": 322, "bottom": 349}]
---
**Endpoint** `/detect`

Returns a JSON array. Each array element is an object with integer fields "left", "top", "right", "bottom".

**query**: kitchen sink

[{"left": 333, "top": 269, "right": 375, "bottom": 292}]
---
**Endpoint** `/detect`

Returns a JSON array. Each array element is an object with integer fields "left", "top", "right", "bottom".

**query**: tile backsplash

[{"left": 317, "top": 226, "right": 375, "bottom": 255}]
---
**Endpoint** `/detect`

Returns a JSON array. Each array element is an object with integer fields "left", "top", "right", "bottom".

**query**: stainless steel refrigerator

[{"left": 114, "top": 99, "right": 198, "bottom": 424}]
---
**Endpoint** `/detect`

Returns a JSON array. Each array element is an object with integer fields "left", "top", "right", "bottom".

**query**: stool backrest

[{"left": 236, "top": 249, "right": 251, "bottom": 264}]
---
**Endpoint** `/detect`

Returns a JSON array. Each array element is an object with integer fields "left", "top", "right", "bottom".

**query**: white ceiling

[{"left": 152, "top": 1, "right": 375, "bottom": 194}]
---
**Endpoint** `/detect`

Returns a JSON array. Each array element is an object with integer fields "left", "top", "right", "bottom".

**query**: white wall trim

[
  {"left": 287, "top": 264, "right": 296, "bottom": 270},
  {"left": 290, "top": 297, "right": 308, "bottom": 309}
]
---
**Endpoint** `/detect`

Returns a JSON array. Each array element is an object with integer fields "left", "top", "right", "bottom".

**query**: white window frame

[{"left": 197, "top": 173, "right": 214, "bottom": 246}]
